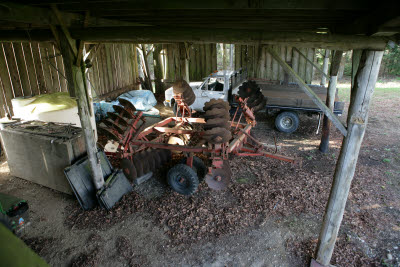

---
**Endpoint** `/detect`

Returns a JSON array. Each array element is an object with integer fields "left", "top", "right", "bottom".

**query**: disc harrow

[{"left": 101, "top": 80, "right": 298, "bottom": 196}]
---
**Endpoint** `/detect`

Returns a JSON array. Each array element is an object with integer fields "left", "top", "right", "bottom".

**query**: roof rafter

[
  {"left": 0, "top": 2, "right": 148, "bottom": 28},
  {"left": 0, "top": 27, "right": 388, "bottom": 50}
]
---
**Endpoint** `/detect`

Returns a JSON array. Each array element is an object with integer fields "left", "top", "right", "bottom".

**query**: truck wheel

[
  {"left": 275, "top": 111, "right": 299, "bottom": 133},
  {"left": 167, "top": 164, "right": 199, "bottom": 195}
]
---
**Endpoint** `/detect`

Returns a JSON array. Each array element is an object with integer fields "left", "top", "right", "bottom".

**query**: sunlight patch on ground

[{"left": 0, "top": 161, "right": 9, "bottom": 174}]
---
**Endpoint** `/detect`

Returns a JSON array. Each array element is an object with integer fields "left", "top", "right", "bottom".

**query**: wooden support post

[
  {"left": 153, "top": 44, "right": 164, "bottom": 94},
  {"left": 351, "top": 50, "right": 362, "bottom": 87},
  {"left": 178, "top": 42, "right": 189, "bottom": 82},
  {"left": 319, "top": 50, "right": 343, "bottom": 153},
  {"left": 140, "top": 44, "right": 153, "bottom": 91},
  {"left": 320, "top": 49, "right": 330, "bottom": 86},
  {"left": 57, "top": 28, "right": 104, "bottom": 190},
  {"left": 266, "top": 46, "right": 347, "bottom": 136},
  {"left": 314, "top": 50, "right": 383, "bottom": 266}
]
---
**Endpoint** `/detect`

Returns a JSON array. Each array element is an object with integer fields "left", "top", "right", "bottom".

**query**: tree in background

[{"left": 382, "top": 44, "right": 400, "bottom": 76}]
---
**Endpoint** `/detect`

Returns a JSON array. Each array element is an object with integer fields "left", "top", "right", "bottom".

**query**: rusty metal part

[
  {"left": 118, "top": 98, "right": 136, "bottom": 112},
  {"left": 107, "top": 112, "right": 129, "bottom": 127},
  {"left": 151, "top": 150, "right": 162, "bottom": 167},
  {"left": 204, "top": 99, "right": 230, "bottom": 111},
  {"left": 203, "top": 127, "right": 232, "bottom": 144},
  {"left": 172, "top": 79, "right": 192, "bottom": 94},
  {"left": 120, "top": 158, "right": 137, "bottom": 181},
  {"left": 145, "top": 150, "right": 156, "bottom": 171},
  {"left": 102, "top": 119, "right": 125, "bottom": 135},
  {"left": 205, "top": 167, "right": 231, "bottom": 190},
  {"left": 113, "top": 105, "right": 134, "bottom": 119},
  {"left": 133, "top": 157, "right": 144, "bottom": 177},
  {"left": 204, "top": 108, "right": 230, "bottom": 120},
  {"left": 98, "top": 126, "right": 120, "bottom": 140},
  {"left": 204, "top": 118, "right": 230, "bottom": 130}
]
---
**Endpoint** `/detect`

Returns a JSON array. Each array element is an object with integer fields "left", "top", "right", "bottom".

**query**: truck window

[{"left": 202, "top": 78, "right": 224, "bottom": 91}]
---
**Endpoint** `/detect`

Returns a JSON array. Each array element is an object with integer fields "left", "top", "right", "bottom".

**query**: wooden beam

[
  {"left": 315, "top": 50, "right": 383, "bottom": 266},
  {"left": 57, "top": 27, "right": 104, "bottom": 190},
  {"left": 293, "top": 47, "right": 329, "bottom": 80},
  {"left": 320, "top": 49, "right": 330, "bottom": 86},
  {"left": 17, "top": 0, "right": 374, "bottom": 10},
  {"left": 266, "top": 46, "right": 347, "bottom": 136},
  {"left": 0, "top": 2, "right": 147, "bottom": 27},
  {"left": 319, "top": 50, "right": 343, "bottom": 153},
  {"left": 51, "top": 4, "right": 78, "bottom": 56},
  {"left": 0, "top": 28, "right": 388, "bottom": 50}
]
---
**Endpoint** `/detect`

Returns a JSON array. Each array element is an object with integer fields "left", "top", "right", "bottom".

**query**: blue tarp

[{"left": 93, "top": 90, "right": 157, "bottom": 121}]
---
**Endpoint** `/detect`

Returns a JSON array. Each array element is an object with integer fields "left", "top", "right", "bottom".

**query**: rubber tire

[
  {"left": 180, "top": 156, "right": 207, "bottom": 181},
  {"left": 167, "top": 164, "right": 199, "bottom": 195},
  {"left": 275, "top": 111, "right": 300, "bottom": 133}
]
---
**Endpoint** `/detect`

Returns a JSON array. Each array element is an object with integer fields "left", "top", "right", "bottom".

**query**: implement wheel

[
  {"left": 180, "top": 156, "right": 207, "bottom": 181},
  {"left": 167, "top": 164, "right": 199, "bottom": 195}
]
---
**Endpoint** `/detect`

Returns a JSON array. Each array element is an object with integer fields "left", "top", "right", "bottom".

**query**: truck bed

[{"left": 259, "top": 83, "right": 340, "bottom": 110}]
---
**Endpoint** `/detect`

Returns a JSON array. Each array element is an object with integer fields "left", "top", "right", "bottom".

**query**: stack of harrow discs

[
  {"left": 202, "top": 99, "right": 232, "bottom": 144},
  {"left": 120, "top": 149, "right": 172, "bottom": 182},
  {"left": 172, "top": 79, "right": 196, "bottom": 106},
  {"left": 97, "top": 98, "right": 138, "bottom": 142},
  {"left": 238, "top": 80, "right": 267, "bottom": 113}
]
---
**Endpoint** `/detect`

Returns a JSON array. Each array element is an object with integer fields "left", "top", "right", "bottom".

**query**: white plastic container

[{"left": 11, "top": 93, "right": 97, "bottom": 140}]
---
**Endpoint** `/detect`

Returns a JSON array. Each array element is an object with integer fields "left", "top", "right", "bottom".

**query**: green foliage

[{"left": 383, "top": 44, "right": 400, "bottom": 76}]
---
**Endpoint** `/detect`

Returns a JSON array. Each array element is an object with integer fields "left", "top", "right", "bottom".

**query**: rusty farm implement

[{"left": 98, "top": 80, "right": 297, "bottom": 195}]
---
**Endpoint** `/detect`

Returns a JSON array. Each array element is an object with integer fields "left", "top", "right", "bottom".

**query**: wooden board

[{"left": 260, "top": 84, "right": 339, "bottom": 109}]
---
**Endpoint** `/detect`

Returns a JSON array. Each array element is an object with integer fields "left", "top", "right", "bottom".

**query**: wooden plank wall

[
  {"left": 164, "top": 43, "right": 217, "bottom": 82},
  {"left": 189, "top": 44, "right": 217, "bottom": 81},
  {"left": 86, "top": 43, "right": 138, "bottom": 100},
  {"left": 0, "top": 42, "right": 138, "bottom": 116},
  {"left": 235, "top": 44, "right": 316, "bottom": 84}
]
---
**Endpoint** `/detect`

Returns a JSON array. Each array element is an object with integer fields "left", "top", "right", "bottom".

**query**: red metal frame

[{"left": 106, "top": 96, "right": 297, "bottom": 180}]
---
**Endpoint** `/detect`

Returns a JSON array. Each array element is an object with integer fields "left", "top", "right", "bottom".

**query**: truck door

[{"left": 194, "top": 78, "right": 226, "bottom": 111}]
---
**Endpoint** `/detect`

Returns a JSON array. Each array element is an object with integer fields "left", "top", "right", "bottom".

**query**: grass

[
  {"left": 382, "top": 158, "right": 391, "bottom": 163},
  {"left": 336, "top": 80, "right": 400, "bottom": 102}
]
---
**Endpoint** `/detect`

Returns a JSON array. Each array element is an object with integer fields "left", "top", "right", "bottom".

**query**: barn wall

[
  {"left": 235, "top": 44, "right": 316, "bottom": 84},
  {"left": 189, "top": 44, "right": 217, "bottom": 81},
  {"left": 87, "top": 43, "right": 139, "bottom": 100},
  {"left": 0, "top": 42, "right": 139, "bottom": 116},
  {"left": 163, "top": 43, "right": 217, "bottom": 82}
]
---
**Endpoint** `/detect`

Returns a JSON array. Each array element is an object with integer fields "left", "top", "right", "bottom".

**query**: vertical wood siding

[{"left": 0, "top": 42, "right": 139, "bottom": 116}]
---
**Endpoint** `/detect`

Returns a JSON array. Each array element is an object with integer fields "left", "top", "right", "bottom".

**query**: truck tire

[{"left": 275, "top": 111, "right": 299, "bottom": 133}]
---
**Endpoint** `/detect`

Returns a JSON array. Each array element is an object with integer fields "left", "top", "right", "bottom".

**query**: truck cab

[{"left": 164, "top": 69, "right": 247, "bottom": 112}]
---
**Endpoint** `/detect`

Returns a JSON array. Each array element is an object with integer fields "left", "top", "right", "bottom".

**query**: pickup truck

[
  {"left": 164, "top": 70, "right": 344, "bottom": 134},
  {"left": 164, "top": 69, "right": 248, "bottom": 112}
]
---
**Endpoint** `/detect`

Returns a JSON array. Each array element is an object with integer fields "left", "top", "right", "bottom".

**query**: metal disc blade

[
  {"left": 120, "top": 158, "right": 137, "bottom": 181},
  {"left": 118, "top": 98, "right": 136, "bottom": 112},
  {"left": 113, "top": 105, "right": 134, "bottom": 119},
  {"left": 102, "top": 119, "right": 125, "bottom": 135},
  {"left": 98, "top": 126, "right": 120, "bottom": 141},
  {"left": 107, "top": 112, "right": 129, "bottom": 127},
  {"left": 205, "top": 167, "right": 230, "bottom": 190}
]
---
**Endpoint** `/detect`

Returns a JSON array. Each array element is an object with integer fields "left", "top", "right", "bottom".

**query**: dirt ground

[{"left": 0, "top": 80, "right": 399, "bottom": 267}]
